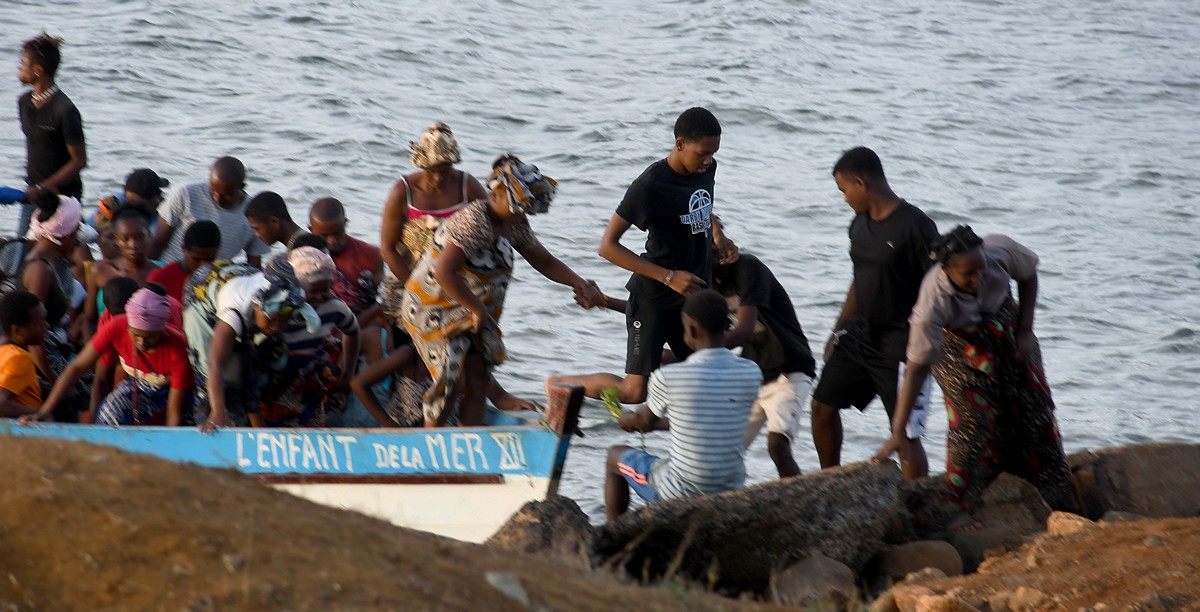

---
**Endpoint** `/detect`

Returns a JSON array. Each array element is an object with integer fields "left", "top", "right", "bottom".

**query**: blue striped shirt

[{"left": 646, "top": 348, "right": 762, "bottom": 499}]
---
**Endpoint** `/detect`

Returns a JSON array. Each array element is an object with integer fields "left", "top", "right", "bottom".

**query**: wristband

[{"left": 664, "top": 270, "right": 675, "bottom": 286}]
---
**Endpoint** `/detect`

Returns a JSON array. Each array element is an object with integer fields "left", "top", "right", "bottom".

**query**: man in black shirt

[
  {"left": 547, "top": 107, "right": 737, "bottom": 404},
  {"left": 811, "top": 147, "right": 937, "bottom": 480},
  {"left": 713, "top": 252, "right": 817, "bottom": 478},
  {"left": 16, "top": 33, "right": 87, "bottom": 236}
]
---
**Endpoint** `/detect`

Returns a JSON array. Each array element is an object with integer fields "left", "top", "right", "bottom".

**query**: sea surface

[{"left": 2, "top": 0, "right": 1198, "bottom": 519}]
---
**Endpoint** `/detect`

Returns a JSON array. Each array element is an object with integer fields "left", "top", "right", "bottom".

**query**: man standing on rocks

[
  {"left": 811, "top": 147, "right": 938, "bottom": 480},
  {"left": 604, "top": 290, "right": 761, "bottom": 520}
]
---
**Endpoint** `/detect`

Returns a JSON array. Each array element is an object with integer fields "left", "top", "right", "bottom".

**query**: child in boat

[
  {"left": 259, "top": 247, "right": 360, "bottom": 427},
  {"left": 146, "top": 220, "right": 221, "bottom": 301},
  {"left": 0, "top": 290, "right": 47, "bottom": 417},
  {"left": 31, "top": 286, "right": 194, "bottom": 426},
  {"left": 79, "top": 206, "right": 162, "bottom": 339},
  {"left": 182, "top": 259, "right": 320, "bottom": 431},
  {"left": 546, "top": 107, "right": 738, "bottom": 405},
  {"left": 605, "top": 290, "right": 761, "bottom": 520},
  {"left": 401, "top": 154, "right": 602, "bottom": 427}
]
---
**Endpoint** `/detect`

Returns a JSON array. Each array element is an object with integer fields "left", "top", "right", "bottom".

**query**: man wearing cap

[
  {"left": 93, "top": 168, "right": 169, "bottom": 232},
  {"left": 148, "top": 156, "right": 269, "bottom": 267}
]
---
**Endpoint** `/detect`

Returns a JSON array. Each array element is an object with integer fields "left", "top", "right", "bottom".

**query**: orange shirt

[{"left": 0, "top": 344, "right": 42, "bottom": 408}]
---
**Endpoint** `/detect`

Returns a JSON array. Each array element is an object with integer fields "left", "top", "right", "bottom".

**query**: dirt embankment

[
  {"left": 0, "top": 437, "right": 765, "bottom": 611},
  {"left": 893, "top": 514, "right": 1200, "bottom": 610}
]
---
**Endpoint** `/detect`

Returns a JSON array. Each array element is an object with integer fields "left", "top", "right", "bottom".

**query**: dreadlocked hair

[{"left": 931, "top": 225, "right": 984, "bottom": 265}]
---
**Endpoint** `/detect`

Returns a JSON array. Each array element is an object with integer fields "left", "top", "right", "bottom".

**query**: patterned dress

[
  {"left": 401, "top": 200, "right": 537, "bottom": 425},
  {"left": 934, "top": 300, "right": 1076, "bottom": 513}
]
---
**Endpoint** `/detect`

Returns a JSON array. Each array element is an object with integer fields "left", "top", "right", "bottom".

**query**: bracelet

[
  {"left": 664, "top": 270, "right": 675, "bottom": 286},
  {"left": 599, "top": 293, "right": 609, "bottom": 309}
]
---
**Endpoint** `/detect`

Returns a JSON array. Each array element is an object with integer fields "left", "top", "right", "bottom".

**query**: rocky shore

[{"left": 1, "top": 436, "right": 1196, "bottom": 610}]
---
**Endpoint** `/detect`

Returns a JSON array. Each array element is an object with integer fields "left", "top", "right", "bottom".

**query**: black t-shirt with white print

[
  {"left": 616, "top": 158, "right": 716, "bottom": 309},
  {"left": 18, "top": 90, "right": 85, "bottom": 199},
  {"left": 847, "top": 200, "right": 938, "bottom": 362}
]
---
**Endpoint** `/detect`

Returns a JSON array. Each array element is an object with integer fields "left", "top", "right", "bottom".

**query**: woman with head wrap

[
  {"left": 29, "top": 285, "right": 194, "bottom": 426},
  {"left": 379, "top": 122, "right": 490, "bottom": 327},
  {"left": 872, "top": 226, "right": 1076, "bottom": 530},
  {"left": 182, "top": 259, "right": 320, "bottom": 431},
  {"left": 0, "top": 193, "right": 91, "bottom": 421},
  {"left": 402, "top": 154, "right": 603, "bottom": 426},
  {"left": 258, "top": 247, "right": 361, "bottom": 427}
]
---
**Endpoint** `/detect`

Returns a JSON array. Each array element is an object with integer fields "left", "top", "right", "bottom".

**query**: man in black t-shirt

[
  {"left": 713, "top": 253, "right": 817, "bottom": 478},
  {"left": 811, "top": 147, "right": 938, "bottom": 480},
  {"left": 15, "top": 33, "right": 87, "bottom": 237},
  {"left": 547, "top": 107, "right": 738, "bottom": 404}
]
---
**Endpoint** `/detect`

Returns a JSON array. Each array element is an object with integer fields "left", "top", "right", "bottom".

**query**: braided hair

[{"left": 931, "top": 225, "right": 984, "bottom": 265}]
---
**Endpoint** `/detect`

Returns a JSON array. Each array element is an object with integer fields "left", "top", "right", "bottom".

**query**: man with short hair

[
  {"left": 147, "top": 220, "right": 221, "bottom": 301},
  {"left": 604, "top": 289, "right": 761, "bottom": 520},
  {"left": 548, "top": 107, "right": 738, "bottom": 405},
  {"left": 245, "top": 191, "right": 307, "bottom": 250},
  {"left": 811, "top": 146, "right": 938, "bottom": 480},
  {"left": 16, "top": 32, "right": 87, "bottom": 236},
  {"left": 149, "top": 157, "right": 268, "bottom": 267},
  {"left": 308, "top": 197, "right": 383, "bottom": 321}
]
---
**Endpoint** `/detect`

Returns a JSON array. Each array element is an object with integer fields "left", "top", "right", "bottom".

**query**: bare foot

[{"left": 947, "top": 512, "right": 983, "bottom": 532}]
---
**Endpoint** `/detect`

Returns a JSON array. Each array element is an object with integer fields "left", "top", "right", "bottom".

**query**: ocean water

[{"left": 1, "top": 0, "right": 1198, "bottom": 519}]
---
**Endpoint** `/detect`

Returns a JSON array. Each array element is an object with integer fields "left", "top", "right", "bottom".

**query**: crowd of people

[{"left": 4, "top": 33, "right": 1077, "bottom": 529}]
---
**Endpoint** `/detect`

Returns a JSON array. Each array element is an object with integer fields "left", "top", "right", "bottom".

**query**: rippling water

[{"left": 2, "top": 0, "right": 1198, "bottom": 518}]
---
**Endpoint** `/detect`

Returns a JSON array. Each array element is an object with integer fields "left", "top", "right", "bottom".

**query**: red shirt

[
  {"left": 90, "top": 315, "right": 195, "bottom": 390},
  {"left": 331, "top": 236, "right": 382, "bottom": 313},
  {"left": 146, "top": 261, "right": 191, "bottom": 302}
]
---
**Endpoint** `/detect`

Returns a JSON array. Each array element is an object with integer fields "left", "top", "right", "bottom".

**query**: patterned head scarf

[
  {"left": 409, "top": 122, "right": 462, "bottom": 169},
  {"left": 125, "top": 288, "right": 171, "bottom": 332},
  {"left": 254, "top": 260, "right": 322, "bottom": 332},
  {"left": 487, "top": 154, "right": 557, "bottom": 216},
  {"left": 288, "top": 246, "right": 335, "bottom": 286},
  {"left": 28, "top": 195, "right": 83, "bottom": 245}
]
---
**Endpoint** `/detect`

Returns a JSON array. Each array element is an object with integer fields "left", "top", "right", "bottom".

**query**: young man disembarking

[{"left": 605, "top": 290, "right": 761, "bottom": 520}]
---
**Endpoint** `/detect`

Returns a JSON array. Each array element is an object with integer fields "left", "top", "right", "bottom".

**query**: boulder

[
  {"left": 866, "top": 540, "right": 963, "bottom": 590},
  {"left": 486, "top": 497, "right": 594, "bottom": 572},
  {"left": 1069, "top": 444, "right": 1200, "bottom": 520},
  {"left": 594, "top": 461, "right": 906, "bottom": 595},
  {"left": 942, "top": 473, "right": 1052, "bottom": 572},
  {"left": 769, "top": 553, "right": 857, "bottom": 609},
  {"left": 1045, "top": 511, "right": 1096, "bottom": 536}
]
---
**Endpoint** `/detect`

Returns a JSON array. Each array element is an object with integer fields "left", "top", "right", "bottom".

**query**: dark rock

[
  {"left": 487, "top": 496, "right": 594, "bottom": 572},
  {"left": 941, "top": 474, "right": 1052, "bottom": 573},
  {"left": 1069, "top": 444, "right": 1200, "bottom": 520},
  {"left": 769, "top": 553, "right": 857, "bottom": 608},
  {"left": 594, "top": 461, "right": 905, "bottom": 595},
  {"left": 866, "top": 540, "right": 963, "bottom": 590}
]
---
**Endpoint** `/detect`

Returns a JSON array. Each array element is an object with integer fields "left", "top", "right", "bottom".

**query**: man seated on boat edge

[{"left": 605, "top": 290, "right": 761, "bottom": 521}]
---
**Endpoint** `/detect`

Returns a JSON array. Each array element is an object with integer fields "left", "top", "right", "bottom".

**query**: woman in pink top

[{"left": 379, "top": 122, "right": 488, "bottom": 326}]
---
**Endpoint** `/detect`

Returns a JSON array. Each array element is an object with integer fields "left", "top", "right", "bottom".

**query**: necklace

[{"left": 30, "top": 86, "right": 58, "bottom": 105}]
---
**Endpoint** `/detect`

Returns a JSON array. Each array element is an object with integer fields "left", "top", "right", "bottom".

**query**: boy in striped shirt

[{"left": 606, "top": 290, "right": 762, "bottom": 520}]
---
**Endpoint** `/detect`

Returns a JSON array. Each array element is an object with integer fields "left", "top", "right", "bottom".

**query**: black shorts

[
  {"left": 625, "top": 293, "right": 692, "bottom": 376},
  {"left": 811, "top": 327, "right": 902, "bottom": 417}
]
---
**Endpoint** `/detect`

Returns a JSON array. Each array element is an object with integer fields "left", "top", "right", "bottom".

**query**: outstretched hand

[
  {"left": 666, "top": 270, "right": 706, "bottom": 297},
  {"left": 574, "top": 280, "right": 605, "bottom": 309},
  {"left": 18, "top": 411, "right": 52, "bottom": 426}
]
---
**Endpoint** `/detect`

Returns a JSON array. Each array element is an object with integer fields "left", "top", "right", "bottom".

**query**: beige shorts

[{"left": 743, "top": 372, "right": 814, "bottom": 447}]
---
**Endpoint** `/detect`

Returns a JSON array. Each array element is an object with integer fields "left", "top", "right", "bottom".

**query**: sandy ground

[
  {"left": 897, "top": 515, "right": 1200, "bottom": 610},
  {"left": 0, "top": 436, "right": 768, "bottom": 611}
]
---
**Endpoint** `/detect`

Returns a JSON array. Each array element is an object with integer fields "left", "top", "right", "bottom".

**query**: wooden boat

[{"left": 0, "top": 384, "right": 584, "bottom": 544}]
